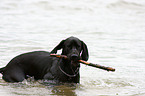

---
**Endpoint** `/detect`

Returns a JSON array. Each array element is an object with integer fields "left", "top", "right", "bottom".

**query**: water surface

[{"left": 0, "top": 0, "right": 145, "bottom": 95}]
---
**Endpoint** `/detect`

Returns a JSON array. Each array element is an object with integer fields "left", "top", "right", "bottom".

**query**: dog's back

[{"left": 1, "top": 51, "right": 53, "bottom": 82}]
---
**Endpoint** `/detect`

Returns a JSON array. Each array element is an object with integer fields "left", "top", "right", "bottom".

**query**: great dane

[{"left": 0, "top": 36, "right": 89, "bottom": 83}]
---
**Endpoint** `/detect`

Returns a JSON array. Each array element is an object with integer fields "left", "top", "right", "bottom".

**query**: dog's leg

[
  {"left": 2, "top": 67, "right": 25, "bottom": 82},
  {"left": 43, "top": 73, "right": 54, "bottom": 80},
  {"left": 73, "top": 74, "right": 80, "bottom": 83}
]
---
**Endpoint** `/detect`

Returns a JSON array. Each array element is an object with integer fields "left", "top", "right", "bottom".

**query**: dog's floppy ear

[
  {"left": 81, "top": 41, "right": 89, "bottom": 61},
  {"left": 50, "top": 40, "right": 65, "bottom": 54}
]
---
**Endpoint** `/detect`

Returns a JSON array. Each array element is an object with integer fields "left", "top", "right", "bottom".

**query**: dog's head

[{"left": 51, "top": 36, "right": 89, "bottom": 67}]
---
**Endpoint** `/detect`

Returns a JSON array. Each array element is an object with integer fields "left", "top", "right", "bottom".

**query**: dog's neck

[
  {"left": 59, "top": 59, "right": 80, "bottom": 77},
  {"left": 62, "top": 58, "right": 79, "bottom": 69}
]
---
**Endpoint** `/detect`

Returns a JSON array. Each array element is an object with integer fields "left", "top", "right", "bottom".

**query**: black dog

[{"left": 0, "top": 36, "right": 89, "bottom": 83}]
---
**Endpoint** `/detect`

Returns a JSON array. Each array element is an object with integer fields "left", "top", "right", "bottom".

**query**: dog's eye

[
  {"left": 76, "top": 45, "right": 81, "bottom": 49},
  {"left": 77, "top": 45, "right": 81, "bottom": 47}
]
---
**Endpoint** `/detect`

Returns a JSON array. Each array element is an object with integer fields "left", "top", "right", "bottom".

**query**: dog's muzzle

[
  {"left": 71, "top": 54, "right": 79, "bottom": 59},
  {"left": 69, "top": 54, "right": 80, "bottom": 67}
]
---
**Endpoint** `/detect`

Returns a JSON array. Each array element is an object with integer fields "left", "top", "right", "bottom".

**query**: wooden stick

[
  {"left": 50, "top": 54, "right": 115, "bottom": 72},
  {"left": 50, "top": 54, "right": 68, "bottom": 59},
  {"left": 79, "top": 60, "right": 115, "bottom": 72}
]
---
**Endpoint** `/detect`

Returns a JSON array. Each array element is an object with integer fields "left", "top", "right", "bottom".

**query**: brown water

[{"left": 0, "top": 0, "right": 145, "bottom": 95}]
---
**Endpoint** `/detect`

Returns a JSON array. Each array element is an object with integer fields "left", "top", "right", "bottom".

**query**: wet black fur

[{"left": 0, "top": 36, "right": 89, "bottom": 83}]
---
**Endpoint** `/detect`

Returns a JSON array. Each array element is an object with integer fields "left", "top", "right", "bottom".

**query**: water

[{"left": 0, "top": 0, "right": 145, "bottom": 95}]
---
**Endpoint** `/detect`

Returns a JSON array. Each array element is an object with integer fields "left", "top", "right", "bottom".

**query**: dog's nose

[{"left": 71, "top": 54, "right": 78, "bottom": 59}]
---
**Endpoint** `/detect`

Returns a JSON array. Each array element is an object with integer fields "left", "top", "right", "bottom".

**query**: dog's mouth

[
  {"left": 71, "top": 60, "right": 80, "bottom": 67},
  {"left": 69, "top": 54, "right": 80, "bottom": 67}
]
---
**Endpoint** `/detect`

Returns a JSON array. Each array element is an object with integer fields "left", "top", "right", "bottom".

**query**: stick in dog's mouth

[{"left": 50, "top": 54, "right": 115, "bottom": 72}]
